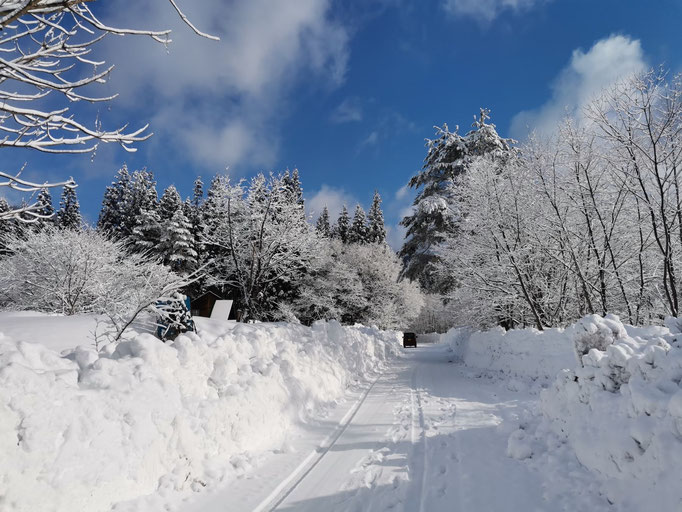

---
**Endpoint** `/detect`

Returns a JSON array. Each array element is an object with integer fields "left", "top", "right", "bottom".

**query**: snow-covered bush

[
  {"left": 573, "top": 314, "right": 628, "bottom": 363},
  {"left": 0, "top": 228, "right": 190, "bottom": 341},
  {"left": 0, "top": 228, "right": 121, "bottom": 315},
  {"left": 0, "top": 318, "right": 399, "bottom": 512}
]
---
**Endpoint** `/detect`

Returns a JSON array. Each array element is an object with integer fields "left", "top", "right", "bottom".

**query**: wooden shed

[{"left": 190, "top": 291, "right": 221, "bottom": 318}]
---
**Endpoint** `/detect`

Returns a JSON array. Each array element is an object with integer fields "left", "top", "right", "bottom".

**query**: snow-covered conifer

[
  {"left": 400, "top": 109, "right": 514, "bottom": 291},
  {"left": 158, "top": 185, "right": 182, "bottom": 221},
  {"left": 192, "top": 177, "right": 204, "bottom": 209},
  {"left": 334, "top": 205, "right": 351, "bottom": 243},
  {"left": 98, "top": 165, "right": 133, "bottom": 239},
  {"left": 56, "top": 183, "right": 82, "bottom": 230},
  {"left": 34, "top": 188, "right": 55, "bottom": 228},
  {"left": 349, "top": 204, "right": 369, "bottom": 244},
  {"left": 130, "top": 207, "right": 162, "bottom": 256},
  {"left": 367, "top": 191, "right": 386, "bottom": 244},
  {"left": 315, "top": 206, "right": 332, "bottom": 237},
  {"left": 161, "top": 206, "right": 198, "bottom": 273}
]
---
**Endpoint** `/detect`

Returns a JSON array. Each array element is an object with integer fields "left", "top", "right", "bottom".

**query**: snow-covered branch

[{"left": 0, "top": 0, "right": 216, "bottom": 157}]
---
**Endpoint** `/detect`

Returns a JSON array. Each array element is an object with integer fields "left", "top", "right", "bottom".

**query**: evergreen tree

[
  {"left": 158, "top": 185, "right": 182, "bottom": 221},
  {"left": 367, "top": 191, "right": 386, "bottom": 244},
  {"left": 98, "top": 165, "right": 133, "bottom": 239},
  {"left": 162, "top": 206, "right": 197, "bottom": 273},
  {"left": 315, "top": 206, "right": 331, "bottom": 237},
  {"left": 202, "top": 174, "right": 226, "bottom": 236},
  {"left": 282, "top": 168, "right": 304, "bottom": 206},
  {"left": 129, "top": 168, "right": 158, "bottom": 217},
  {"left": 201, "top": 174, "right": 229, "bottom": 276},
  {"left": 130, "top": 207, "right": 162, "bottom": 256},
  {"left": 333, "top": 205, "right": 351, "bottom": 243},
  {"left": 34, "top": 188, "right": 54, "bottom": 230},
  {"left": 192, "top": 176, "right": 204, "bottom": 209},
  {"left": 0, "top": 198, "right": 15, "bottom": 254},
  {"left": 349, "top": 204, "right": 369, "bottom": 244},
  {"left": 400, "top": 109, "right": 514, "bottom": 290},
  {"left": 56, "top": 183, "right": 82, "bottom": 230}
]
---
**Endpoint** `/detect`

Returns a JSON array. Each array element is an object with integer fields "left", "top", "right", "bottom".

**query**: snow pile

[
  {"left": 508, "top": 314, "right": 682, "bottom": 510},
  {"left": 443, "top": 325, "right": 576, "bottom": 381},
  {"left": 0, "top": 317, "right": 399, "bottom": 512}
]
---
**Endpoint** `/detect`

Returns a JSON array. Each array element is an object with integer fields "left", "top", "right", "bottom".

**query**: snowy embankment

[
  {"left": 440, "top": 314, "right": 682, "bottom": 510},
  {"left": 508, "top": 315, "right": 682, "bottom": 511},
  {"left": 442, "top": 324, "right": 577, "bottom": 383},
  {"left": 0, "top": 314, "right": 399, "bottom": 512}
]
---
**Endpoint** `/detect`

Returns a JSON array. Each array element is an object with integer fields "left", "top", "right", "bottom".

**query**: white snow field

[{"left": 1, "top": 312, "right": 681, "bottom": 511}]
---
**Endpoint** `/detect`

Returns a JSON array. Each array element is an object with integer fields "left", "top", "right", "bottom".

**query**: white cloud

[
  {"left": 385, "top": 223, "right": 406, "bottom": 251},
  {"left": 510, "top": 35, "right": 647, "bottom": 139},
  {"left": 395, "top": 184, "right": 410, "bottom": 201},
  {"left": 102, "top": 0, "right": 349, "bottom": 170},
  {"left": 362, "top": 131, "right": 380, "bottom": 147},
  {"left": 306, "top": 185, "right": 358, "bottom": 220},
  {"left": 330, "top": 97, "right": 363, "bottom": 123},
  {"left": 443, "top": 0, "right": 549, "bottom": 23}
]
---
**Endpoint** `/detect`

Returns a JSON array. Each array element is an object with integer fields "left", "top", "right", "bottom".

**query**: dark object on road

[{"left": 403, "top": 332, "right": 417, "bottom": 348}]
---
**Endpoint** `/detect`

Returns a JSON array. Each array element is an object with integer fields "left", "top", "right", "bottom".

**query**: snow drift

[
  {"left": 443, "top": 324, "right": 576, "bottom": 382},
  {"left": 0, "top": 317, "right": 399, "bottom": 512},
  {"left": 507, "top": 314, "right": 682, "bottom": 511}
]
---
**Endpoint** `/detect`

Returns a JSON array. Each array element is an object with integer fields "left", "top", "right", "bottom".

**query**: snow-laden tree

[
  {"left": 161, "top": 206, "right": 197, "bottom": 273},
  {"left": 341, "top": 243, "right": 424, "bottom": 330},
  {"left": 367, "top": 191, "right": 387, "bottom": 244},
  {"left": 291, "top": 239, "right": 367, "bottom": 324},
  {"left": 349, "top": 204, "right": 369, "bottom": 244},
  {"left": 32, "top": 187, "right": 54, "bottom": 229},
  {"left": 436, "top": 97, "right": 667, "bottom": 329},
  {"left": 400, "top": 109, "right": 515, "bottom": 291},
  {"left": 315, "top": 206, "right": 332, "bottom": 237},
  {"left": 130, "top": 207, "right": 162, "bottom": 257},
  {"left": 98, "top": 166, "right": 158, "bottom": 243},
  {"left": 290, "top": 238, "right": 423, "bottom": 329},
  {"left": 192, "top": 177, "right": 204, "bottom": 209},
  {"left": 56, "top": 182, "right": 82, "bottom": 230},
  {"left": 207, "top": 173, "right": 319, "bottom": 321},
  {"left": 98, "top": 165, "right": 133, "bottom": 238},
  {"left": 0, "top": 228, "right": 191, "bottom": 339},
  {"left": 586, "top": 69, "right": 682, "bottom": 317},
  {"left": 334, "top": 205, "right": 351, "bottom": 243},
  {"left": 159, "top": 185, "right": 182, "bottom": 222}
]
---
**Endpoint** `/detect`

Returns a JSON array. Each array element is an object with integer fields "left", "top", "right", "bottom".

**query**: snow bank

[
  {"left": 508, "top": 314, "right": 682, "bottom": 511},
  {"left": 0, "top": 311, "right": 103, "bottom": 352},
  {"left": 443, "top": 325, "right": 576, "bottom": 381},
  {"left": 0, "top": 317, "right": 399, "bottom": 512}
]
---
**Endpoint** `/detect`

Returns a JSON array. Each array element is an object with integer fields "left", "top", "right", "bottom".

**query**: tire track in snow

[
  {"left": 406, "top": 364, "right": 428, "bottom": 512},
  {"left": 253, "top": 375, "right": 381, "bottom": 512}
]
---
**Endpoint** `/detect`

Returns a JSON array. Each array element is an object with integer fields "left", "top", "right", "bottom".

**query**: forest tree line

[{"left": 0, "top": 168, "right": 423, "bottom": 331}]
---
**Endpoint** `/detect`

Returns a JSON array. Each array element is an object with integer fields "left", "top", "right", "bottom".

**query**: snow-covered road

[{"left": 186, "top": 343, "right": 557, "bottom": 512}]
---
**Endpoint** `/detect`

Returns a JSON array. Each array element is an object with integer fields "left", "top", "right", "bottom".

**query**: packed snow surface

[{"left": 0, "top": 315, "right": 398, "bottom": 512}]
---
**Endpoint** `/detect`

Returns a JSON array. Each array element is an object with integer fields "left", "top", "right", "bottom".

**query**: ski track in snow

[{"left": 183, "top": 343, "right": 599, "bottom": 512}]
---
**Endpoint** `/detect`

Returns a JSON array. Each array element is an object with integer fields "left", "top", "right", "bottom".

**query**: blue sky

[{"left": 4, "top": 0, "right": 682, "bottom": 248}]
